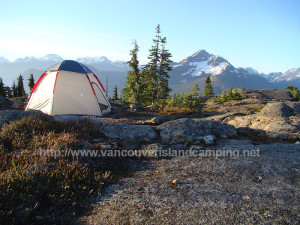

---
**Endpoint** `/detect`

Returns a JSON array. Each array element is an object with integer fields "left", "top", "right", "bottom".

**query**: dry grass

[{"left": 159, "top": 106, "right": 195, "bottom": 115}]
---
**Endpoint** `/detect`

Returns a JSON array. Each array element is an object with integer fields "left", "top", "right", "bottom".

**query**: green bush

[
  {"left": 167, "top": 84, "right": 202, "bottom": 111},
  {"left": 285, "top": 85, "right": 300, "bottom": 101},
  {"left": 209, "top": 87, "right": 242, "bottom": 103}
]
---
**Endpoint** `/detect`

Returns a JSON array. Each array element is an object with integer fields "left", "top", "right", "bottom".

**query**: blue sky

[{"left": 0, "top": 0, "right": 299, "bottom": 73}]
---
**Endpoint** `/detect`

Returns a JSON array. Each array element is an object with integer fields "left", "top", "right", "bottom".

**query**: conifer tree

[
  {"left": 142, "top": 24, "right": 161, "bottom": 104},
  {"left": 122, "top": 40, "right": 141, "bottom": 102},
  {"left": 142, "top": 24, "right": 172, "bottom": 105},
  {"left": 17, "top": 74, "right": 26, "bottom": 97},
  {"left": 113, "top": 85, "right": 118, "bottom": 100},
  {"left": 182, "top": 83, "right": 202, "bottom": 110},
  {"left": 204, "top": 75, "right": 214, "bottom": 96},
  {"left": 157, "top": 37, "right": 172, "bottom": 102},
  {"left": 28, "top": 74, "right": 35, "bottom": 93},
  {"left": 11, "top": 81, "right": 17, "bottom": 97},
  {"left": 0, "top": 78, "right": 5, "bottom": 97}
]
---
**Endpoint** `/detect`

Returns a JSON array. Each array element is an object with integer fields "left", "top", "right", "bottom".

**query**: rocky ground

[
  {"left": 79, "top": 140, "right": 299, "bottom": 224},
  {"left": 0, "top": 88, "right": 299, "bottom": 224}
]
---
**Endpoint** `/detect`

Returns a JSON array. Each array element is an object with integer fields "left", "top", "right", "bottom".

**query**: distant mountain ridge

[
  {"left": 169, "top": 50, "right": 300, "bottom": 94},
  {"left": 0, "top": 54, "right": 129, "bottom": 96},
  {"left": 0, "top": 51, "right": 299, "bottom": 96}
]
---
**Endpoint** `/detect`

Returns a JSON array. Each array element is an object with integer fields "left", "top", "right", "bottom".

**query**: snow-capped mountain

[
  {"left": 0, "top": 54, "right": 129, "bottom": 96},
  {"left": 42, "top": 54, "right": 64, "bottom": 62},
  {"left": 271, "top": 68, "right": 300, "bottom": 82},
  {"left": 0, "top": 57, "right": 9, "bottom": 63},
  {"left": 13, "top": 54, "right": 63, "bottom": 63},
  {"left": 77, "top": 56, "right": 128, "bottom": 71},
  {"left": 169, "top": 50, "right": 299, "bottom": 94},
  {"left": 173, "top": 50, "right": 232, "bottom": 77},
  {"left": 0, "top": 51, "right": 298, "bottom": 96},
  {"left": 77, "top": 56, "right": 110, "bottom": 64}
]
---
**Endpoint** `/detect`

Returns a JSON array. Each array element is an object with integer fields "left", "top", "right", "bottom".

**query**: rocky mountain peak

[{"left": 180, "top": 49, "right": 212, "bottom": 64}]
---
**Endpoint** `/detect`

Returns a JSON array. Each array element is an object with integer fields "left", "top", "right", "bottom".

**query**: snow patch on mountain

[
  {"left": 42, "top": 54, "right": 63, "bottom": 62},
  {"left": 13, "top": 55, "right": 63, "bottom": 63},
  {"left": 245, "top": 67, "right": 259, "bottom": 75},
  {"left": 0, "top": 57, "right": 9, "bottom": 63},
  {"left": 77, "top": 56, "right": 127, "bottom": 69},
  {"left": 77, "top": 56, "right": 110, "bottom": 64},
  {"left": 182, "top": 60, "right": 228, "bottom": 76},
  {"left": 273, "top": 68, "right": 300, "bottom": 82},
  {"left": 14, "top": 56, "right": 36, "bottom": 63}
]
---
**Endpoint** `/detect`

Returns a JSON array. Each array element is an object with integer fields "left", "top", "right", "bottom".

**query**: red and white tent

[{"left": 25, "top": 60, "right": 111, "bottom": 116}]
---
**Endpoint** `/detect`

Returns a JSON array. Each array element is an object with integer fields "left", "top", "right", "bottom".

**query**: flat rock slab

[
  {"left": 101, "top": 123, "right": 157, "bottom": 145},
  {"left": 79, "top": 140, "right": 300, "bottom": 224},
  {"left": 157, "top": 118, "right": 237, "bottom": 144}
]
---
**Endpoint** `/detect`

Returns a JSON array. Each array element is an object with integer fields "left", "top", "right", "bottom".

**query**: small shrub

[
  {"left": 167, "top": 84, "right": 202, "bottom": 112},
  {"left": 209, "top": 87, "right": 242, "bottom": 103},
  {"left": 0, "top": 114, "right": 65, "bottom": 151},
  {"left": 285, "top": 85, "right": 300, "bottom": 101},
  {"left": 0, "top": 114, "right": 103, "bottom": 152},
  {"left": 0, "top": 149, "right": 112, "bottom": 224},
  {"left": 0, "top": 114, "right": 117, "bottom": 224},
  {"left": 160, "top": 106, "right": 194, "bottom": 115},
  {"left": 65, "top": 118, "right": 101, "bottom": 140}
]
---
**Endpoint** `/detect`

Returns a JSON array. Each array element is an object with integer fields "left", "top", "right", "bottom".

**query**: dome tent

[{"left": 25, "top": 60, "right": 111, "bottom": 116}]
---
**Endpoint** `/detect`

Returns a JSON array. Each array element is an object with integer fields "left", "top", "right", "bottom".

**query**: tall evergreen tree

[
  {"left": 113, "top": 85, "right": 118, "bottom": 100},
  {"left": 142, "top": 24, "right": 172, "bottom": 105},
  {"left": 11, "top": 81, "right": 17, "bottom": 97},
  {"left": 157, "top": 37, "right": 172, "bottom": 102},
  {"left": 0, "top": 78, "right": 5, "bottom": 97},
  {"left": 17, "top": 74, "right": 26, "bottom": 97},
  {"left": 28, "top": 73, "right": 35, "bottom": 93},
  {"left": 122, "top": 40, "right": 141, "bottom": 102},
  {"left": 204, "top": 75, "right": 214, "bottom": 96},
  {"left": 143, "top": 24, "right": 162, "bottom": 104}
]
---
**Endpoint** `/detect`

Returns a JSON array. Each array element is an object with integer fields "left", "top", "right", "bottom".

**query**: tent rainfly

[{"left": 25, "top": 60, "right": 111, "bottom": 116}]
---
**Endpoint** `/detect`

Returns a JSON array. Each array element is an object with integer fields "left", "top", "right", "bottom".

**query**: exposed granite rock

[
  {"left": 228, "top": 102, "right": 300, "bottom": 141},
  {"left": 100, "top": 123, "right": 157, "bottom": 148},
  {"left": 157, "top": 118, "right": 237, "bottom": 145}
]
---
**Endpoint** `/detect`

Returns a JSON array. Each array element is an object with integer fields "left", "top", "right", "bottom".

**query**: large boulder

[
  {"left": 236, "top": 88, "right": 293, "bottom": 102},
  {"left": 228, "top": 102, "right": 300, "bottom": 141},
  {"left": 10, "top": 100, "right": 25, "bottom": 109},
  {"left": 100, "top": 123, "right": 157, "bottom": 148},
  {"left": 157, "top": 118, "right": 237, "bottom": 145},
  {"left": 259, "top": 102, "right": 298, "bottom": 118}
]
